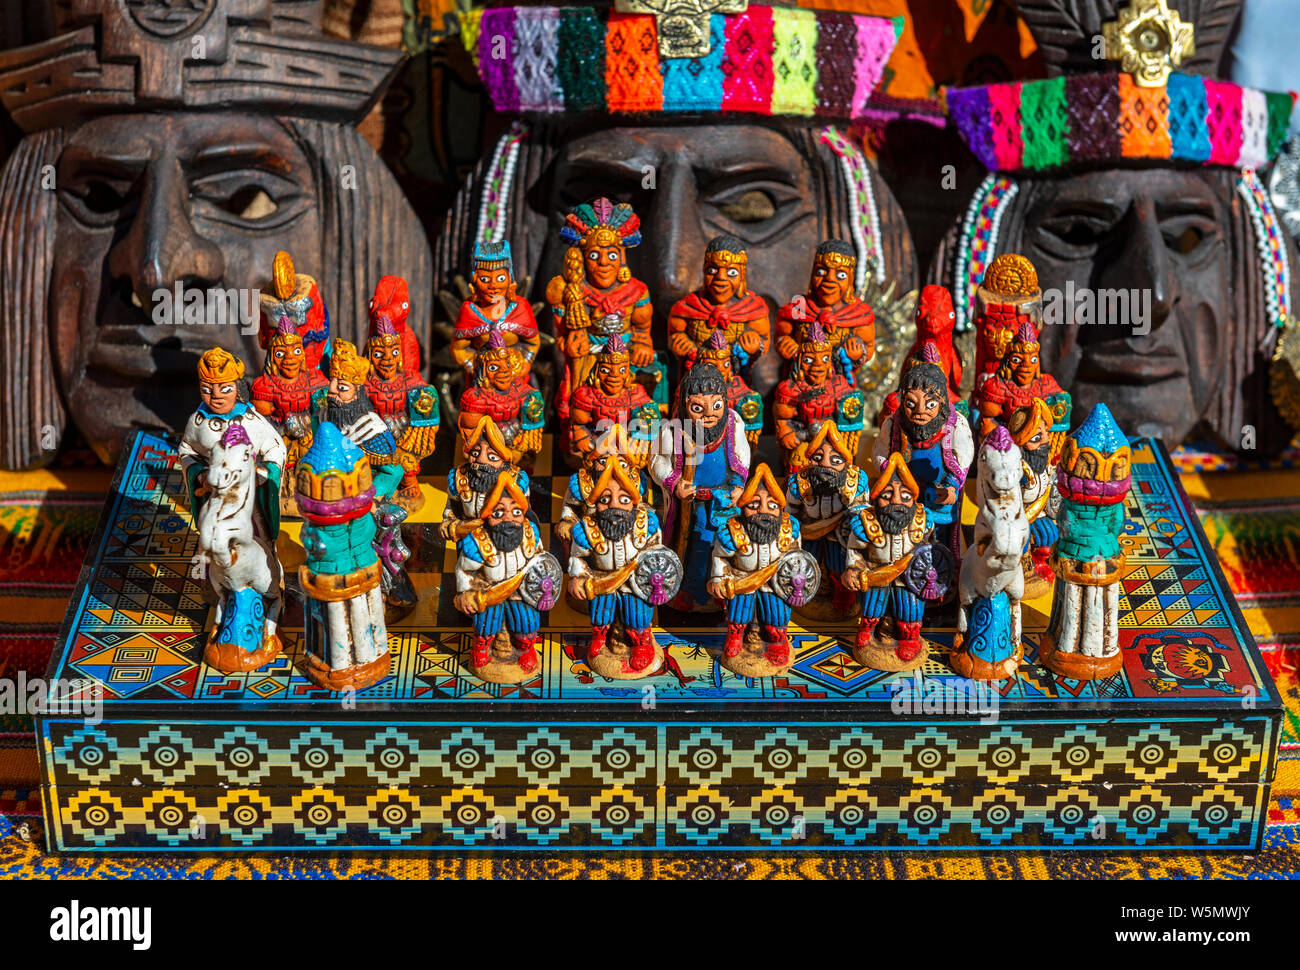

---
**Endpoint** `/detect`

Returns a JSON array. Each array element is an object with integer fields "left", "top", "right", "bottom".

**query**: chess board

[{"left": 37, "top": 432, "right": 1282, "bottom": 852}]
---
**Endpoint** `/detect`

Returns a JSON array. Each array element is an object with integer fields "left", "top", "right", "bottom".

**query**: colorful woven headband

[
  {"left": 949, "top": 72, "right": 1296, "bottom": 174},
  {"left": 460, "top": 5, "right": 900, "bottom": 119}
]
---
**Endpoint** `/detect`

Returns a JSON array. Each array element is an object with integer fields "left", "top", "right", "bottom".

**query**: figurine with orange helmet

[
  {"left": 457, "top": 330, "right": 546, "bottom": 468},
  {"left": 556, "top": 425, "right": 652, "bottom": 545},
  {"left": 973, "top": 321, "right": 1070, "bottom": 441},
  {"left": 773, "top": 321, "right": 866, "bottom": 472},
  {"left": 450, "top": 240, "right": 540, "bottom": 378},
  {"left": 251, "top": 314, "right": 328, "bottom": 514},
  {"left": 259, "top": 250, "right": 330, "bottom": 374},
  {"left": 567, "top": 335, "right": 660, "bottom": 467},
  {"left": 666, "top": 235, "right": 770, "bottom": 379},
  {"left": 775, "top": 240, "right": 875, "bottom": 384},
  {"left": 441, "top": 414, "right": 533, "bottom": 542}
]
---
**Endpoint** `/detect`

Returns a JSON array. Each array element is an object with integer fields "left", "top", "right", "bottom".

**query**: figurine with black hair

[
  {"left": 776, "top": 239, "right": 876, "bottom": 384},
  {"left": 667, "top": 234, "right": 771, "bottom": 380}
]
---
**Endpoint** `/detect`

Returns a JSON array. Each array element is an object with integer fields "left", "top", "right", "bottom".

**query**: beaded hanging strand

[
  {"left": 819, "top": 125, "right": 883, "bottom": 292},
  {"left": 952, "top": 174, "right": 1019, "bottom": 332},
  {"left": 474, "top": 120, "right": 530, "bottom": 245},
  {"left": 1238, "top": 167, "right": 1292, "bottom": 329}
]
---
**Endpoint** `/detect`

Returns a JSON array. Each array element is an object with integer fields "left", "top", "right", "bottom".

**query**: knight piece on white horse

[
  {"left": 951, "top": 425, "right": 1030, "bottom": 681},
  {"left": 197, "top": 423, "right": 285, "bottom": 672}
]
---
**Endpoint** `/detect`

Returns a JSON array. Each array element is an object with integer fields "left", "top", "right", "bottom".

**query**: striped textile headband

[
  {"left": 459, "top": 5, "right": 901, "bottom": 119},
  {"left": 948, "top": 72, "right": 1296, "bottom": 174}
]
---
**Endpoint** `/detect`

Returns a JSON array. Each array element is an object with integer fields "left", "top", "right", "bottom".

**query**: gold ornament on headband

[
  {"left": 615, "top": 0, "right": 749, "bottom": 59},
  {"left": 1102, "top": 0, "right": 1195, "bottom": 88},
  {"left": 705, "top": 249, "right": 748, "bottom": 266},
  {"left": 814, "top": 251, "right": 856, "bottom": 270}
]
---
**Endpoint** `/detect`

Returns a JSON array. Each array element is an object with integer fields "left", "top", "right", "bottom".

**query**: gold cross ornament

[
  {"left": 1102, "top": 0, "right": 1196, "bottom": 87},
  {"left": 615, "top": 0, "right": 748, "bottom": 59}
]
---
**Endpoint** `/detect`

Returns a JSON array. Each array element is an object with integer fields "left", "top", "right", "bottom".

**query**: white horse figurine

[
  {"left": 198, "top": 423, "right": 283, "bottom": 671},
  {"left": 958, "top": 426, "right": 1030, "bottom": 650}
]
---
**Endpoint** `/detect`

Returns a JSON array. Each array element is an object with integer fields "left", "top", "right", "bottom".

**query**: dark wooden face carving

[
  {"left": 1015, "top": 168, "right": 1228, "bottom": 445},
  {"left": 51, "top": 111, "right": 322, "bottom": 461}
]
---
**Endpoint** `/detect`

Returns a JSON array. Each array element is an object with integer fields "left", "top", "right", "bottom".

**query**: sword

[
  {"left": 581, "top": 558, "right": 640, "bottom": 599},
  {"left": 720, "top": 557, "right": 783, "bottom": 598},
  {"left": 855, "top": 552, "right": 914, "bottom": 589},
  {"left": 464, "top": 570, "right": 528, "bottom": 612},
  {"left": 800, "top": 511, "right": 845, "bottom": 541}
]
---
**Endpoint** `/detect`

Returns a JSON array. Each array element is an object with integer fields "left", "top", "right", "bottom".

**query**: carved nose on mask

[{"left": 1119, "top": 200, "right": 1177, "bottom": 329}]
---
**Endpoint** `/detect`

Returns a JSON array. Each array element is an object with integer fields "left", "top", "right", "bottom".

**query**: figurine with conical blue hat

[
  {"left": 951, "top": 426, "right": 1030, "bottom": 681},
  {"left": 1038, "top": 403, "right": 1132, "bottom": 681},
  {"left": 296, "top": 422, "right": 391, "bottom": 691},
  {"left": 456, "top": 329, "right": 545, "bottom": 469},
  {"left": 450, "top": 240, "right": 541, "bottom": 377},
  {"left": 773, "top": 320, "right": 865, "bottom": 472},
  {"left": 709, "top": 463, "right": 819, "bottom": 677}
]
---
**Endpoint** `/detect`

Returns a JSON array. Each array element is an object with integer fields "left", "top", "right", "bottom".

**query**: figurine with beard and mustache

[
  {"left": 455, "top": 474, "right": 560, "bottom": 683},
  {"left": 784, "top": 421, "right": 871, "bottom": 619},
  {"left": 441, "top": 415, "right": 532, "bottom": 543},
  {"left": 556, "top": 423, "right": 651, "bottom": 546},
  {"left": 773, "top": 321, "right": 865, "bottom": 473},
  {"left": 842, "top": 453, "right": 934, "bottom": 672},
  {"left": 567, "top": 460, "right": 678, "bottom": 679},
  {"left": 709, "top": 464, "right": 816, "bottom": 677},
  {"left": 1008, "top": 398, "right": 1066, "bottom": 599},
  {"left": 650, "top": 362, "right": 750, "bottom": 612},
  {"left": 873, "top": 358, "right": 974, "bottom": 557}
]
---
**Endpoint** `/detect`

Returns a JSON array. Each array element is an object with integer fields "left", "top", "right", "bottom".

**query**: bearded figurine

[
  {"left": 776, "top": 240, "right": 876, "bottom": 384},
  {"left": 363, "top": 286, "right": 441, "bottom": 511},
  {"left": 455, "top": 474, "right": 561, "bottom": 683},
  {"left": 650, "top": 363, "right": 751, "bottom": 612},
  {"left": 785, "top": 422, "right": 871, "bottom": 618},
  {"left": 1008, "top": 398, "right": 1067, "bottom": 599},
  {"left": 259, "top": 251, "right": 332, "bottom": 377},
  {"left": 557, "top": 425, "right": 652, "bottom": 545},
  {"left": 441, "top": 416, "right": 531, "bottom": 543},
  {"left": 879, "top": 343, "right": 963, "bottom": 436},
  {"left": 710, "top": 463, "right": 819, "bottom": 677},
  {"left": 873, "top": 359, "right": 975, "bottom": 553},
  {"left": 667, "top": 235, "right": 771, "bottom": 379},
  {"left": 774, "top": 321, "right": 865, "bottom": 472},
  {"left": 567, "top": 460, "right": 681, "bottom": 680},
  {"left": 1039, "top": 404, "right": 1132, "bottom": 681},
  {"left": 974, "top": 322, "right": 1071, "bottom": 443},
  {"left": 456, "top": 330, "right": 546, "bottom": 469},
  {"left": 450, "top": 240, "right": 541, "bottom": 379},
  {"left": 842, "top": 453, "right": 934, "bottom": 672},
  {"left": 879, "top": 286, "right": 965, "bottom": 425},
  {"left": 694, "top": 329, "right": 764, "bottom": 447},
  {"left": 546, "top": 198, "right": 665, "bottom": 420},
  {"left": 251, "top": 315, "right": 328, "bottom": 516},
  {"left": 568, "top": 335, "right": 661, "bottom": 467}
]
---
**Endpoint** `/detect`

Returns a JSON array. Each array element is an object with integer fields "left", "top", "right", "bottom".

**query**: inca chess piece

[
  {"left": 650, "top": 363, "right": 751, "bottom": 612},
  {"left": 442, "top": 416, "right": 532, "bottom": 542},
  {"left": 456, "top": 330, "right": 546, "bottom": 469},
  {"left": 1009, "top": 399, "right": 1065, "bottom": 599},
  {"left": 449, "top": 240, "right": 541, "bottom": 378},
  {"left": 546, "top": 198, "right": 665, "bottom": 419},
  {"left": 557, "top": 425, "right": 652, "bottom": 545},
  {"left": 776, "top": 240, "right": 876, "bottom": 384},
  {"left": 567, "top": 461, "right": 682, "bottom": 679},
  {"left": 667, "top": 235, "right": 771, "bottom": 379},
  {"left": 455, "top": 474, "right": 561, "bottom": 683},
  {"left": 363, "top": 292, "right": 441, "bottom": 511},
  {"left": 951, "top": 427, "right": 1030, "bottom": 681},
  {"left": 709, "top": 464, "right": 819, "bottom": 677},
  {"left": 1039, "top": 403, "right": 1132, "bottom": 681},
  {"left": 251, "top": 315, "right": 328, "bottom": 517},
  {"left": 197, "top": 423, "right": 284, "bottom": 674},
  {"left": 567, "top": 335, "right": 660, "bottom": 467},
  {"left": 259, "top": 251, "right": 331, "bottom": 376},
  {"left": 774, "top": 321, "right": 866, "bottom": 472},
  {"left": 785, "top": 422, "right": 872, "bottom": 619},
  {"left": 880, "top": 286, "right": 965, "bottom": 424},
  {"left": 842, "top": 453, "right": 936, "bottom": 672},
  {"left": 967, "top": 255, "right": 1041, "bottom": 411},
  {"left": 296, "top": 422, "right": 391, "bottom": 691},
  {"left": 973, "top": 321, "right": 1069, "bottom": 441},
  {"left": 696, "top": 329, "right": 764, "bottom": 447}
]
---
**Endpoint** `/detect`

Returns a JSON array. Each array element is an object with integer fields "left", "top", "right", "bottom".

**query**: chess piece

[
  {"left": 842, "top": 453, "right": 934, "bottom": 672},
  {"left": 696, "top": 329, "right": 764, "bottom": 447},
  {"left": 442, "top": 415, "right": 532, "bottom": 541},
  {"left": 251, "top": 314, "right": 328, "bottom": 517},
  {"left": 776, "top": 240, "right": 876, "bottom": 384},
  {"left": 197, "top": 422, "right": 284, "bottom": 674},
  {"left": 1038, "top": 403, "right": 1132, "bottom": 681},
  {"left": 650, "top": 363, "right": 751, "bottom": 612},
  {"left": 455, "top": 474, "right": 561, "bottom": 683},
  {"left": 567, "top": 335, "right": 660, "bottom": 467},
  {"left": 973, "top": 321, "right": 1070, "bottom": 442},
  {"left": 567, "top": 460, "right": 681, "bottom": 679},
  {"left": 545, "top": 198, "right": 666, "bottom": 420},
  {"left": 951, "top": 427, "right": 1030, "bottom": 681},
  {"left": 773, "top": 321, "right": 866, "bottom": 472},
  {"left": 1008, "top": 398, "right": 1065, "bottom": 599},
  {"left": 296, "top": 422, "right": 391, "bottom": 691},
  {"left": 709, "top": 464, "right": 819, "bottom": 677},
  {"left": 667, "top": 235, "right": 771, "bottom": 380},
  {"left": 968, "top": 255, "right": 1041, "bottom": 415},
  {"left": 259, "top": 251, "right": 332, "bottom": 376},
  {"left": 456, "top": 330, "right": 546, "bottom": 469},
  {"left": 449, "top": 240, "right": 541, "bottom": 379},
  {"left": 879, "top": 286, "right": 964, "bottom": 424},
  {"left": 557, "top": 424, "right": 652, "bottom": 545},
  {"left": 363, "top": 284, "right": 441, "bottom": 511}
]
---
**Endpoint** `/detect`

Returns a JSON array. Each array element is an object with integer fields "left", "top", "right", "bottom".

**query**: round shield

[
  {"left": 520, "top": 552, "right": 563, "bottom": 611},
  {"left": 628, "top": 548, "right": 683, "bottom": 606},
  {"left": 902, "top": 541, "right": 955, "bottom": 602},
  {"left": 773, "top": 549, "right": 821, "bottom": 607}
]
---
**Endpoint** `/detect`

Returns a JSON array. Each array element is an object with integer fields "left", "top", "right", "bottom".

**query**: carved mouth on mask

[{"left": 1074, "top": 329, "right": 1186, "bottom": 385}]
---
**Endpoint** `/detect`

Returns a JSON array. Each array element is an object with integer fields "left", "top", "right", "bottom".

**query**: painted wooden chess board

[{"left": 37, "top": 432, "right": 1281, "bottom": 852}]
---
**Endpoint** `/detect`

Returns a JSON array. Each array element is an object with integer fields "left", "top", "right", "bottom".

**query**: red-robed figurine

[
  {"left": 666, "top": 234, "right": 770, "bottom": 379},
  {"left": 776, "top": 239, "right": 875, "bottom": 384},
  {"left": 774, "top": 322, "right": 865, "bottom": 472},
  {"left": 450, "top": 240, "right": 540, "bottom": 379},
  {"left": 568, "top": 336, "right": 660, "bottom": 464},
  {"left": 973, "top": 322, "right": 1066, "bottom": 439},
  {"left": 251, "top": 313, "right": 328, "bottom": 514},
  {"left": 258, "top": 250, "right": 330, "bottom": 374}
]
